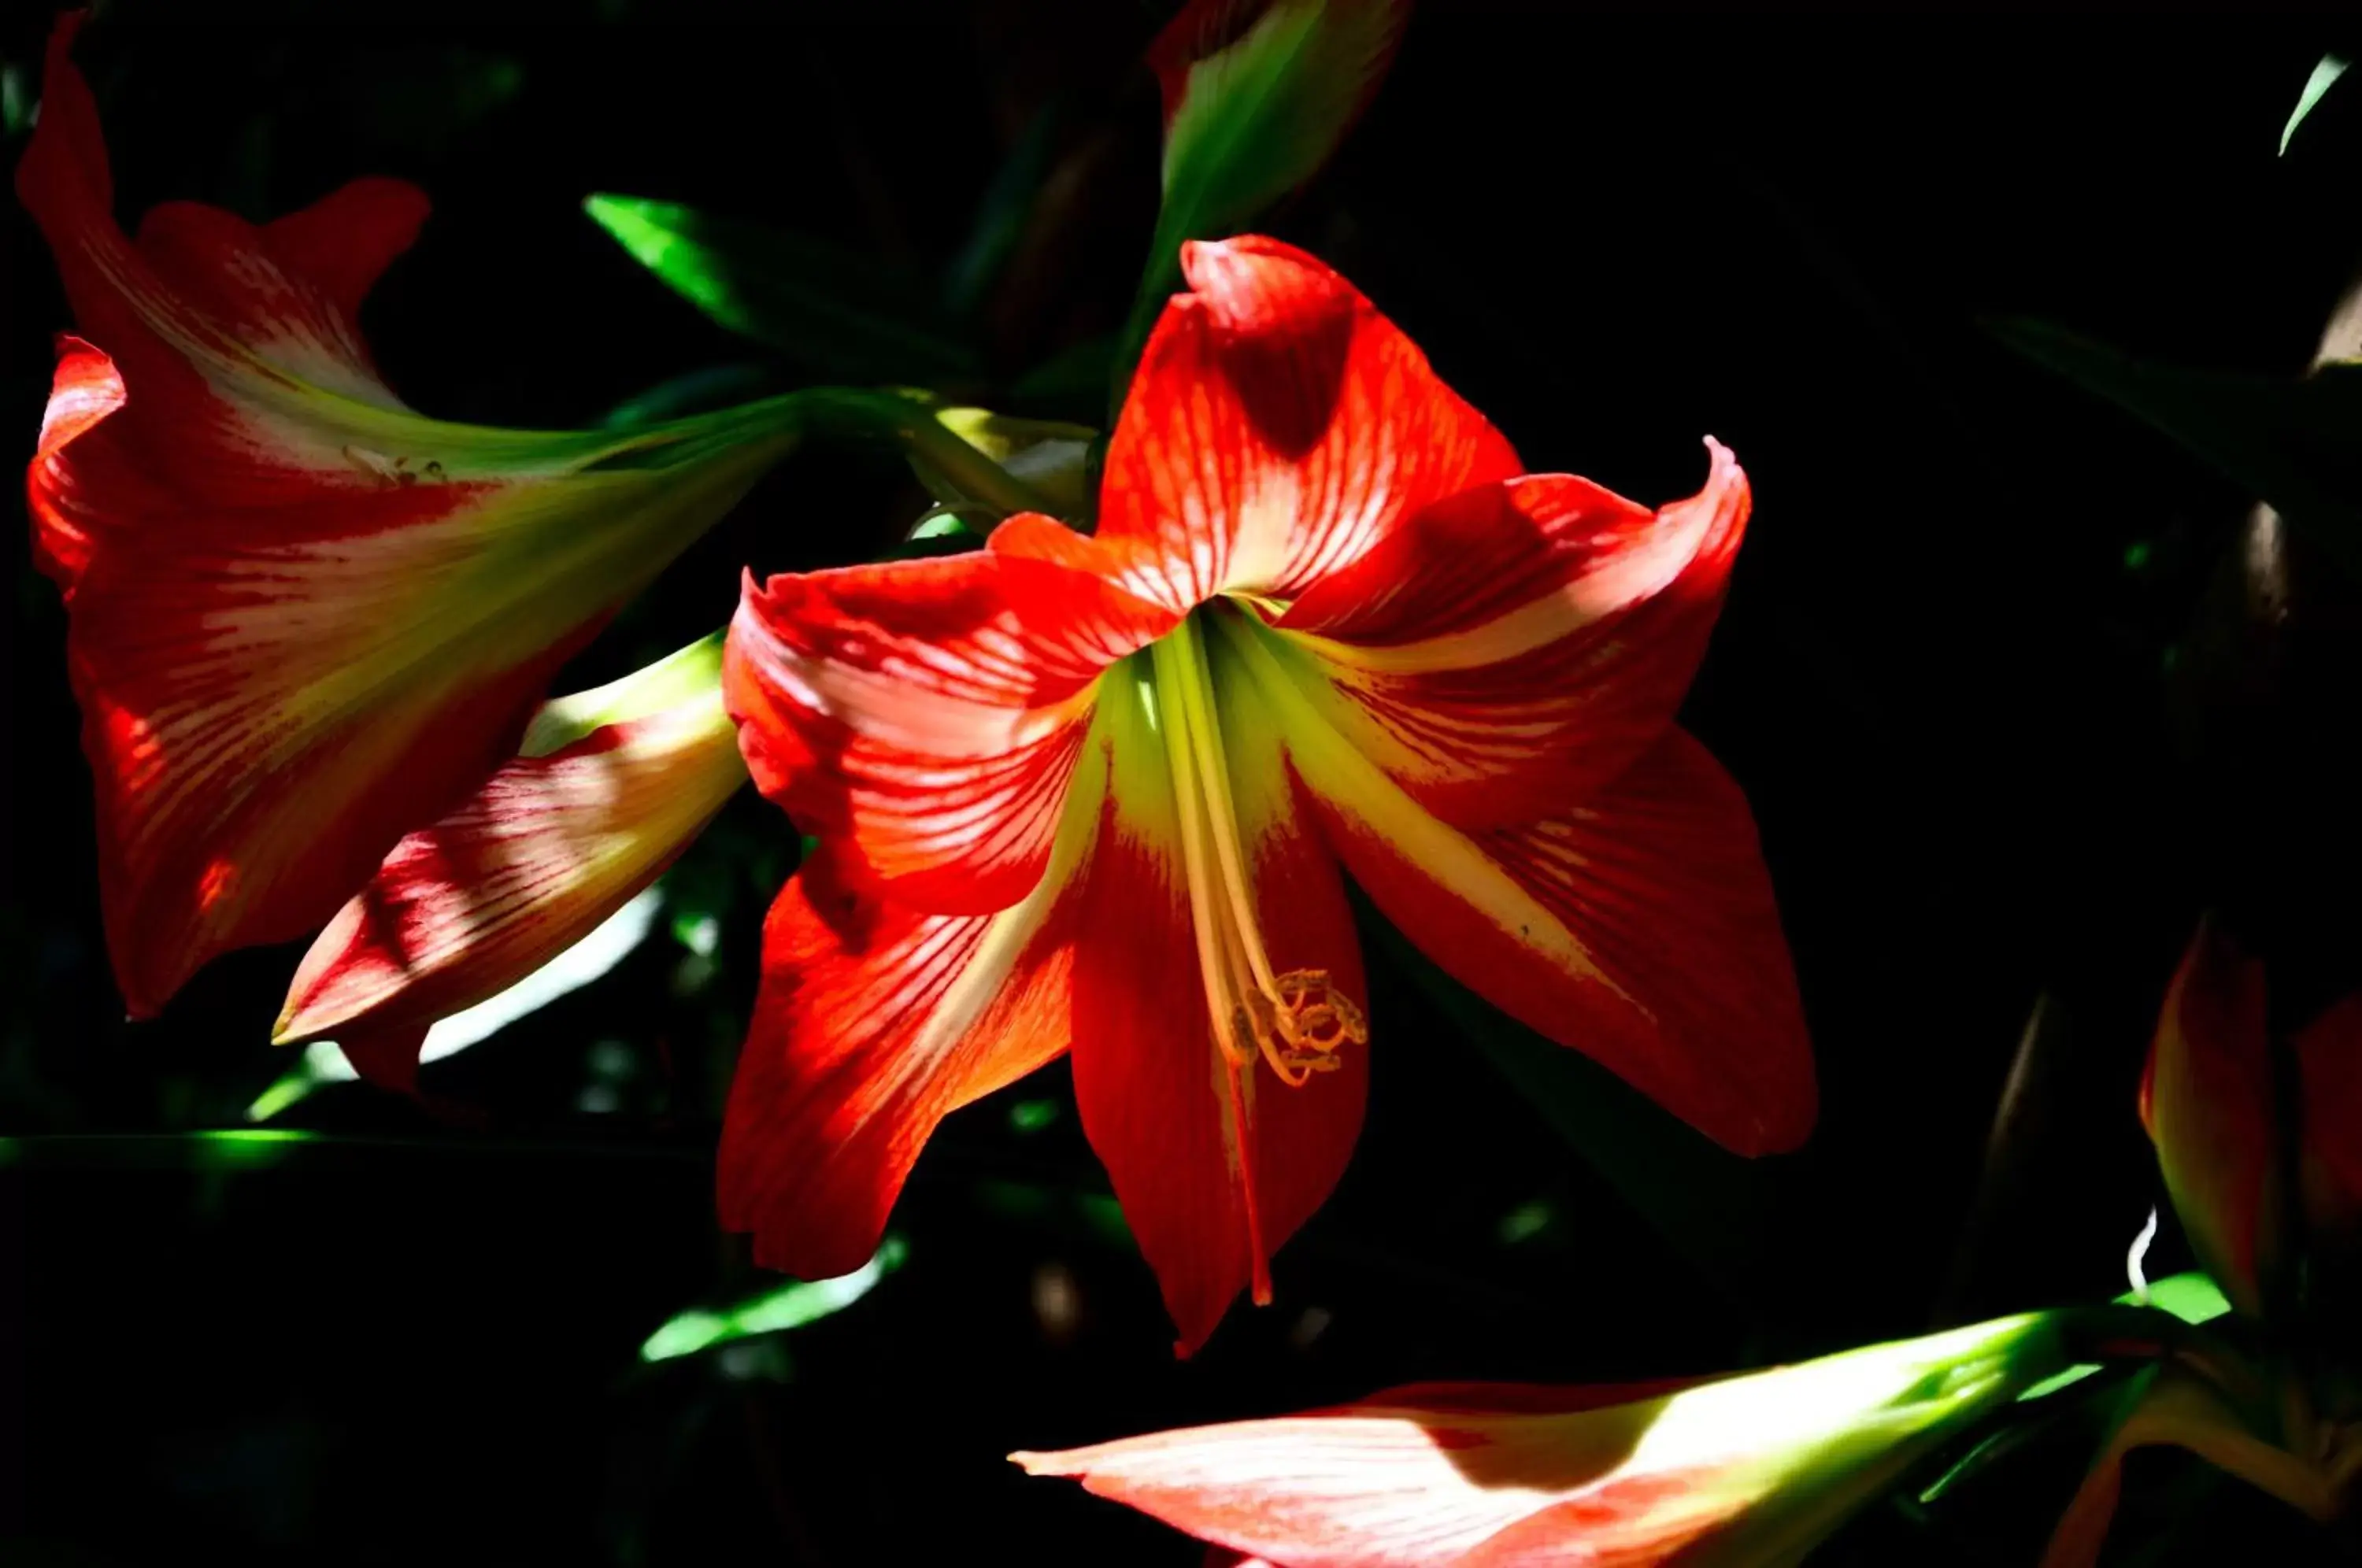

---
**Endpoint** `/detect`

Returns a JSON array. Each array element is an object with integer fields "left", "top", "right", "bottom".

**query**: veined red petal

[
  {"left": 1098, "top": 236, "right": 1520, "bottom": 612},
  {"left": 20, "top": 18, "right": 800, "bottom": 1012},
  {"left": 1067, "top": 662, "right": 1366, "bottom": 1354},
  {"left": 724, "top": 516, "right": 1177, "bottom": 915},
  {"left": 275, "top": 641, "right": 747, "bottom": 1072},
  {"left": 26, "top": 335, "right": 128, "bottom": 592},
  {"left": 1271, "top": 446, "right": 1750, "bottom": 827},
  {"left": 718, "top": 723, "right": 1111, "bottom": 1279},
  {"left": 1224, "top": 605, "right": 1811, "bottom": 1158},
  {"left": 1019, "top": 1315, "right": 2071, "bottom": 1568},
  {"left": 258, "top": 177, "right": 433, "bottom": 327},
  {"left": 2142, "top": 921, "right": 2279, "bottom": 1316},
  {"left": 18, "top": 16, "right": 420, "bottom": 446}
]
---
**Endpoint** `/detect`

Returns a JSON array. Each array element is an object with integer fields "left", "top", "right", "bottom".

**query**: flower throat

[{"left": 1144, "top": 612, "right": 1368, "bottom": 1091}]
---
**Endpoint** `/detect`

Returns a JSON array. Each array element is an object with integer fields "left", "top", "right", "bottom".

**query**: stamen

[{"left": 1148, "top": 617, "right": 1370, "bottom": 1091}]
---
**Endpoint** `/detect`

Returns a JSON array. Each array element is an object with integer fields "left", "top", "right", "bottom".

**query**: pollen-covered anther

[{"left": 1238, "top": 967, "right": 1366, "bottom": 1086}]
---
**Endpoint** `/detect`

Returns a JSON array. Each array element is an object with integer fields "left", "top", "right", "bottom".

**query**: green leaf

[
  {"left": 1146, "top": 0, "right": 1408, "bottom": 270},
  {"left": 1115, "top": 0, "right": 1408, "bottom": 398},
  {"left": 1989, "top": 316, "right": 2362, "bottom": 579},
  {"left": 943, "top": 105, "right": 1061, "bottom": 320},
  {"left": 1010, "top": 332, "right": 1118, "bottom": 416},
  {"left": 640, "top": 1238, "right": 907, "bottom": 1363},
  {"left": 2134, "top": 1270, "right": 2231, "bottom": 1327},
  {"left": 584, "top": 194, "right": 982, "bottom": 382},
  {"left": 1374, "top": 923, "right": 1786, "bottom": 1301},
  {"left": 2282, "top": 54, "right": 2349, "bottom": 157}
]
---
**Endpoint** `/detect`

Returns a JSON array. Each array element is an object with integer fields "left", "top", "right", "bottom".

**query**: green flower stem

[
  {"left": 802, "top": 389, "right": 1055, "bottom": 523},
  {"left": 626, "top": 386, "right": 1054, "bottom": 525}
]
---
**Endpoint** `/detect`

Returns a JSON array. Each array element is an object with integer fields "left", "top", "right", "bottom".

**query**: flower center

[{"left": 1144, "top": 612, "right": 1368, "bottom": 1092}]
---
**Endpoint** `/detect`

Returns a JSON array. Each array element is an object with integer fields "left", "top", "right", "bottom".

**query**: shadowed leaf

[
  {"left": 1373, "top": 923, "right": 1784, "bottom": 1304},
  {"left": 1990, "top": 316, "right": 2362, "bottom": 581},
  {"left": 585, "top": 194, "right": 981, "bottom": 381}
]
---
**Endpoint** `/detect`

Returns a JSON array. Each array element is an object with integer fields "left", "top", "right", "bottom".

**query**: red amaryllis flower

[
  {"left": 723, "top": 235, "right": 1813, "bottom": 1348},
  {"left": 2141, "top": 919, "right": 2362, "bottom": 1315},
  {"left": 274, "top": 634, "right": 746, "bottom": 1091},
  {"left": 19, "top": 15, "right": 799, "bottom": 1015},
  {"left": 2139, "top": 920, "right": 2281, "bottom": 1315},
  {"left": 1016, "top": 1313, "right": 2077, "bottom": 1566}
]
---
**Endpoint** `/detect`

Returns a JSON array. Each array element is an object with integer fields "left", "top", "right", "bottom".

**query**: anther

[{"left": 1237, "top": 967, "right": 1367, "bottom": 1087}]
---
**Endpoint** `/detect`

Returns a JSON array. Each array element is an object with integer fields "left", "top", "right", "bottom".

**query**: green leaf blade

[{"left": 584, "top": 194, "right": 981, "bottom": 383}]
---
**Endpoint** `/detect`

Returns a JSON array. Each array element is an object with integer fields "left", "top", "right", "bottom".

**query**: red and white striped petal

[
  {"left": 1268, "top": 443, "right": 1750, "bottom": 828},
  {"left": 1018, "top": 1315, "right": 2071, "bottom": 1568},
  {"left": 1068, "top": 661, "right": 1367, "bottom": 1354},
  {"left": 274, "top": 636, "right": 748, "bottom": 1072},
  {"left": 19, "top": 17, "right": 802, "bottom": 1013},
  {"left": 1220, "top": 608, "right": 1811, "bottom": 1156},
  {"left": 725, "top": 515, "right": 1177, "bottom": 915},
  {"left": 18, "top": 17, "right": 421, "bottom": 474},
  {"left": 1097, "top": 236, "right": 1520, "bottom": 612},
  {"left": 719, "top": 723, "right": 1113, "bottom": 1279}
]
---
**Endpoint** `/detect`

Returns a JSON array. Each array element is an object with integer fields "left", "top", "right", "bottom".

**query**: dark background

[{"left": 6, "top": 2, "right": 2362, "bottom": 1563}]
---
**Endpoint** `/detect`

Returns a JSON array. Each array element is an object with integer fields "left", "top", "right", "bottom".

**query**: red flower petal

[
  {"left": 276, "top": 662, "right": 745, "bottom": 1061},
  {"left": 719, "top": 718, "right": 1115, "bottom": 1278},
  {"left": 720, "top": 850, "right": 1085, "bottom": 1278},
  {"left": 1015, "top": 1392, "right": 1679, "bottom": 1567},
  {"left": 2142, "top": 922, "right": 2279, "bottom": 1315},
  {"left": 724, "top": 516, "right": 1176, "bottom": 915},
  {"left": 1098, "top": 236, "right": 1520, "bottom": 612},
  {"left": 1246, "top": 617, "right": 1812, "bottom": 1157},
  {"left": 26, "top": 335, "right": 128, "bottom": 592},
  {"left": 1068, "top": 671, "right": 1366, "bottom": 1354},
  {"left": 1020, "top": 1317, "right": 2069, "bottom": 1567},
  {"left": 1272, "top": 444, "right": 1750, "bottom": 828},
  {"left": 18, "top": 16, "right": 423, "bottom": 438}
]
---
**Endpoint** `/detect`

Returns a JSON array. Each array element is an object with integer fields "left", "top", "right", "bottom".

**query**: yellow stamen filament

[{"left": 1147, "top": 617, "right": 1369, "bottom": 1092}]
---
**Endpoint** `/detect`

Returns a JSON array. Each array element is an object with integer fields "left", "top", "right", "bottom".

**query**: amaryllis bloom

[
  {"left": 2141, "top": 920, "right": 2280, "bottom": 1315},
  {"left": 723, "top": 237, "right": 1811, "bottom": 1344},
  {"left": 722, "top": 236, "right": 1813, "bottom": 1346},
  {"left": 2142, "top": 919, "right": 2362, "bottom": 1314},
  {"left": 274, "top": 634, "right": 745, "bottom": 1090},
  {"left": 1016, "top": 1313, "right": 2076, "bottom": 1566},
  {"left": 19, "top": 15, "right": 800, "bottom": 1015}
]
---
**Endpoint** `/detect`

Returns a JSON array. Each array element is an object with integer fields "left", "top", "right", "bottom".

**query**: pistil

[{"left": 1146, "top": 615, "right": 1368, "bottom": 1090}]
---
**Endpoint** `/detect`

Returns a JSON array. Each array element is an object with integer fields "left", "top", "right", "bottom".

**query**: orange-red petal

[
  {"left": 719, "top": 849, "right": 1086, "bottom": 1279},
  {"left": 276, "top": 649, "right": 746, "bottom": 1066},
  {"left": 719, "top": 714, "right": 1114, "bottom": 1278},
  {"left": 1272, "top": 445, "right": 1751, "bottom": 828},
  {"left": 1098, "top": 235, "right": 1520, "bottom": 612},
  {"left": 725, "top": 517, "right": 1176, "bottom": 915},
  {"left": 1260, "top": 662, "right": 1813, "bottom": 1159}
]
